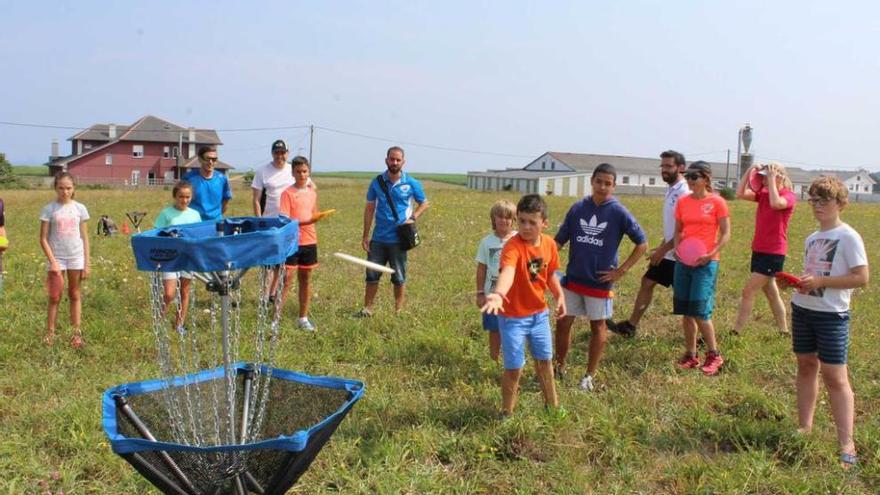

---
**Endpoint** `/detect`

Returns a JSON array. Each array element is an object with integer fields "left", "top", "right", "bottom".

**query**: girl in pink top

[{"left": 733, "top": 163, "right": 797, "bottom": 335}]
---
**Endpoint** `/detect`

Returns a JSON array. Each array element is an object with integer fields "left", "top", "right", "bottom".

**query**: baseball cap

[
  {"left": 685, "top": 161, "right": 712, "bottom": 176},
  {"left": 271, "top": 139, "right": 288, "bottom": 153}
]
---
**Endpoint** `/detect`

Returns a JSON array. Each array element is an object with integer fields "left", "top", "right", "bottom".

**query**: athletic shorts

[
  {"left": 791, "top": 303, "right": 850, "bottom": 365},
  {"left": 644, "top": 258, "right": 676, "bottom": 287},
  {"left": 285, "top": 244, "right": 318, "bottom": 269},
  {"left": 672, "top": 261, "right": 719, "bottom": 320},
  {"left": 47, "top": 257, "right": 84, "bottom": 271},
  {"left": 498, "top": 310, "right": 553, "bottom": 370},
  {"left": 365, "top": 241, "right": 407, "bottom": 285},
  {"left": 162, "top": 271, "right": 193, "bottom": 281},
  {"left": 562, "top": 287, "right": 613, "bottom": 320},
  {"left": 751, "top": 251, "right": 785, "bottom": 276},
  {"left": 482, "top": 313, "right": 500, "bottom": 332}
]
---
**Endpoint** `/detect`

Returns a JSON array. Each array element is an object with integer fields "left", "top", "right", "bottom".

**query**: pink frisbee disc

[
  {"left": 676, "top": 238, "right": 707, "bottom": 267},
  {"left": 748, "top": 168, "right": 764, "bottom": 193}
]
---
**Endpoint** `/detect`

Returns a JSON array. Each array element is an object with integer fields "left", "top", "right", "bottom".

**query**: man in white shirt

[
  {"left": 252, "top": 139, "right": 295, "bottom": 217},
  {"left": 610, "top": 150, "right": 690, "bottom": 337}
]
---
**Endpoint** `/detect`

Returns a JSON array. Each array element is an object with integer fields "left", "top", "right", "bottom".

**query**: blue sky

[{"left": 2, "top": 1, "right": 878, "bottom": 173}]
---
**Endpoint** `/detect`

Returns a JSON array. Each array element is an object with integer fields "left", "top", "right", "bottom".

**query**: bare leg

[
  {"left": 488, "top": 331, "right": 501, "bottom": 363},
  {"left": 67, "top": 270, "right": 84, "bottom": 347},
  {"left": 821, "top": 362, "right": 856, "bottom": 461},
  {"left": 696, "top": 317, "right": 718, "bottom": 352},
  {"left": 363, "top": 281, "right": 379, "bottom": 312},
  {"left": 46, "top": 271, "right": 64, "bottom": 342},
  {"left": 534, "top": 359, "right": 558, "bottom": 408},
  {"left": 554, "top": 315, "right": 575, "bottom": 368},
  {"left": 501, "top": 368, "right": 523, "bottom": 416},
  {"left": 682, "top": 316, "right": 698, "bottom": 354},
  {"left": 586, "top": 319, "right": 607, "bottom": 376},
  {"left": 393, "top": 284, "right": 405, "bottom": 313},
  {"left": 795, "top": 353, "right": 820, "bottom": 433},
  {"left": 279, "top": 267, "right": 295, "bottom": 306},
  {"left": 763, "top": 279, "right": 789, "bottom": 334},
  {"left": 628, "top": 276, "right": 658, "bottom": 326},
  {"left": 177, "top": 278, "right": 191, "bottom": 329},
  {"left": 733, "top": 273, "right": 769, "bottom": 334},
  {"left": 162, "top": 279, "right": 177, "bottom": 316},
  {"left": 297, "top": 269, "right": 312, "bottom": 318}
]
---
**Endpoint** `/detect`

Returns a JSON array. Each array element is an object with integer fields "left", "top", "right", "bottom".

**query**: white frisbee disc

[{"left": 333, "top": 252, "right": 396, "bottom": 274}]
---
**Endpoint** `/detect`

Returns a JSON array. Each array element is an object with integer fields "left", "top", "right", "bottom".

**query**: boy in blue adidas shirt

[{"left": 554, "top": 163, "right": 648, "bottom": 391}]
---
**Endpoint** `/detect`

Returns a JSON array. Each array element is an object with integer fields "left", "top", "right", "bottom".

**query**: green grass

[
  {"left": 314, "top": 171, "right": 467, "bottom": 186},
  {"left": 1, "top": 180, "right": 878, "bottom": 493},
  {"left": 12, "top": 165, "right": 49, "bottom": 176}
]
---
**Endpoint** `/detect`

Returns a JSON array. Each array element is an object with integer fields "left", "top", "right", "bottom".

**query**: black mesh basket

[{"left": 103, "top": 364, "right": 364, "bottom": 495}]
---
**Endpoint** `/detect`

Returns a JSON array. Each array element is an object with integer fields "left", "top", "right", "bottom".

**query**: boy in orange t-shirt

[
  {"left": 482, "top": 194, "right": 566, "bottom": 418},
  {"left": 279, "top": 156, "right": 326, "bottom": 331}
]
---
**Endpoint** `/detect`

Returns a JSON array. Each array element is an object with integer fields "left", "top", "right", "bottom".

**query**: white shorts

[
  {"left": 47, "top": 258, "right": 84, "bottom": 271},
  {"left": 563, "top": 287, "right": 613, "bottom": 320},
  {"left": 162, "top": 271, "right": 193, "bottom": 281}
]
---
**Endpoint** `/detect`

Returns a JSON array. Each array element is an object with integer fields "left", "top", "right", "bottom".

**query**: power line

[
  {"left": 315, "top": 125, "right": 535, "bottom": 158},
  {"left": 0, "top": 120, "right": 310, "bottom": 133}
]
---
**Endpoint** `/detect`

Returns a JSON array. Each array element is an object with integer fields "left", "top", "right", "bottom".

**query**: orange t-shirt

[
  {"left": 674, "top": 193, "right": 729, "bottom": 261},
  {"left": 279, "top": 183, "right": 318, "bottom": 246},
  {"left": 499, "top": 233, "right": 560, "bottom": 317}
]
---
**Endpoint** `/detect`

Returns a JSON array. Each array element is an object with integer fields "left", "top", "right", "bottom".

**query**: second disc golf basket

[
  {"left": 103, "top": 217, "right": 365, "bottom": 494},
  {"left": 126, "top": 211, "right": 148, "bottom": 233}
]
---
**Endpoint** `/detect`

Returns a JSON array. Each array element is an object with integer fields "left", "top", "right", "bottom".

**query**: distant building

[
  {"left": 45, "top": 115, "right": 232, "bottom": 185},
  {"left": 467, "top": 151, "right": 878, "bottom": 198}
]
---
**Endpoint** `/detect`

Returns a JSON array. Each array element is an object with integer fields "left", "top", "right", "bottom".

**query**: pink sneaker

[
  {"left": 700, "top": 351, "right": 724, "bottom": 376},
  {"left": 677, "top": 353, "right": 700, "bottom": 369}
]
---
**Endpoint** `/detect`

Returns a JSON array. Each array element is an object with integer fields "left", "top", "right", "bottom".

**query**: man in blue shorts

[{"left": 359, "top": 146, "right": 429, "bottom": 316}]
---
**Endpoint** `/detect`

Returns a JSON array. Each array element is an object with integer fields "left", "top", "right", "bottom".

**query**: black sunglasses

[{"left": 685, "top": 172, "right": 704, "bottom": 180}]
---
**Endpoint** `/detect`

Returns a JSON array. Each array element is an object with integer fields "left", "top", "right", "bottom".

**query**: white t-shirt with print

[
  {"left": 40, "top": 200, "right": 90, "bottom": 260},
  {"left": 792, "top": 223, "right": 867, "bottom": 313},
  {"left": 475, "top": 232, "right": 515, "bottom": 295},
  {"left": 251, "top": 162, "right": 295, "bottom": 217},
  {"left": 663, "top": 178, "right": 690, "bottom": 261}
]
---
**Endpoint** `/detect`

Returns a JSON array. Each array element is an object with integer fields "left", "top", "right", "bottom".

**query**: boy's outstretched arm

[
  {"left": 482, "top": 265, "right": 515, "bottom": 315},
  {"left": 598, "top": 241, "right": 648, "bottom": 283},
  {"left": 800, "top": 265, "right": 869, "bottom": 292}
]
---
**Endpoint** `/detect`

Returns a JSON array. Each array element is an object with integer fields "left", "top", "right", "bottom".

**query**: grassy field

[
  {"left": 0, "top": 179, "right": 878, "bottom": 493},
  {"left": 313, "top": 171, "right": 467, "bottom": 186}
]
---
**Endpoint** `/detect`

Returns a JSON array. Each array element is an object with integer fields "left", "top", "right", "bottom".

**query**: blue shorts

[
  {"left": 482, "top": 313, "right": 500, "bottom": 332},
  {"left": 365, "top": 241, "right": 407, "bottom": 285},
  {"left": 791, "top": 303, "right": 850, "bottom": 365},
  {"left": 498, "top": 310, "right": 553, "bottom": 370},
  {"left": 673, "top": 261, "right": 719, "bottom": 320}
]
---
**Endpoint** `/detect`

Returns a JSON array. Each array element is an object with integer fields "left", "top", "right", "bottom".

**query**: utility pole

[
  {"left": 725, "top": 149, "right": 731, "bottom": 186},
  {"left": 177, "top": 131, "right": 183, "bottom": 179},
  {"left": 308, "top": 125, "right": 314, "bottom": 165}
]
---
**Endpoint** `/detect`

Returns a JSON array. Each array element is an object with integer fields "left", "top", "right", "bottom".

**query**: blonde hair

[
  {"left": 808, "top": 175, "right": 849, "bottom": 207},
  {"left": 763, "top": 161, "right": 793, "bottom": 191},
  {"left": 489, "top": 199, "right": 516, "bottom": 230}
]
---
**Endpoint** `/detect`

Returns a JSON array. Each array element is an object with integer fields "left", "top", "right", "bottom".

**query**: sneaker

[
  {"left": 677, "top": 353, "right": 700, "bottom": 369},
  {"left": 545, "top": 405, "right": 568, "bottom": 420},
  {"left": 298, "top": 318, "right": 316, "bottom": 331},
  {"left": 700, "top": 351, "right": 724, "bottom": 376},
  {"left": 354, "top": 308, "right": 373, "bottom": 318},
  {"left": 578, "top": 374, "right": 595, "bottom": 392},
  {"left": 615, "top": 321, "right": 637, "bottom": 338},
  {"left": 176, "top": 325, "right": 188, "bottom": 336},
  {"left": 553, "top": 363, "right": 567, "bottom": 381}
]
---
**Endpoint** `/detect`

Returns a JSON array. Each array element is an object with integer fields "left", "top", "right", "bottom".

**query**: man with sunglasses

[
  {"left": 184, "top": 145, "right": 232, "bottom": 221},
  {"left": 610, "top": 150, "right": 690, "bottom": 338}
]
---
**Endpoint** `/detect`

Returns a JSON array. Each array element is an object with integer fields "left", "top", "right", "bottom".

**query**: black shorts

[
  {"left": 750, "top": 251, "right": 785, "bottom": 276},
  {"left": 285, "top": 244, "right": 318, "bottom": 269},
  {"left": 644, "top": 258, "right": 675, "bottom": 287}
]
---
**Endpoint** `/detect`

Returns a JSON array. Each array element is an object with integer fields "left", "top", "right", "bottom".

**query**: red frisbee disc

[
  {"left": 775, "top": 271, "right": 802, "bottom": 288},
  {"left": 676, "top": 238, "right": 707, "bottom": 267},
  {"left": 748, "top": 168, "right": 764, "bottom": 193}
]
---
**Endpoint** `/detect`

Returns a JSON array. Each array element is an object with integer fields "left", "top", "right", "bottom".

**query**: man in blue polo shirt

[
  {"left": 358, "top": 146, "right": 429, "bottom": 316},
  {"left": 183, "top": 145, "right": 232, "bottom": 221}
]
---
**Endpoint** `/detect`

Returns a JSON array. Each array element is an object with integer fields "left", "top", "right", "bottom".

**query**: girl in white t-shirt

[{"left": 39, "top": 172, "right": 90, "bottom": 348}]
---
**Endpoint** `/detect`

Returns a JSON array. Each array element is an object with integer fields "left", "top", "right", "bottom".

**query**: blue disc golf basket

[{"left": 103, "top": 217, "right": 365, "bottom": 494}]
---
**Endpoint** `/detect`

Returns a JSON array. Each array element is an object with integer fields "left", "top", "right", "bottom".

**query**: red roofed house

[{"left": 46, "top": 115, "right": 233, "bottom": 185}]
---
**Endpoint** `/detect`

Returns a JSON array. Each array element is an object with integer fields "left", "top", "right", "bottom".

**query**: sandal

[
  {"left": 71, "top": 330, "right": 85, "bottom": 349},
  {"left": 43, "top": 332, "right": 57, "bottom": 347},
  {"left": 840, "top": 452, "right": 858, "bottom": 469}
]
